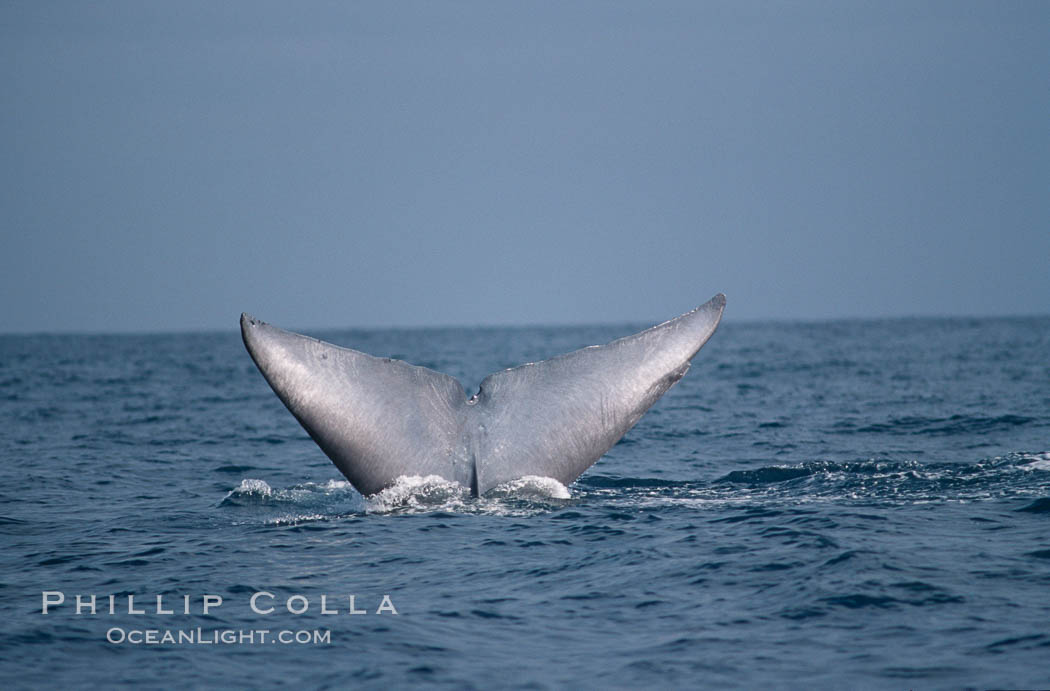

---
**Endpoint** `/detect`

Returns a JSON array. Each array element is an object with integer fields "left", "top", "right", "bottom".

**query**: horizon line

[{"left": 2, "top": 309, "right": 1048, "bottom": 338}]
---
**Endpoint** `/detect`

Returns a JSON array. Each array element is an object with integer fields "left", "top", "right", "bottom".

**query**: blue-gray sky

[{"left": 2, "top": 1, "right": 1048, "bottom": 333}]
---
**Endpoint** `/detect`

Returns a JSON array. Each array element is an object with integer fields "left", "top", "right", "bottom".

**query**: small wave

[
  {"left": 597, "top": 451, "right": 1050, "bottom": 510},
  {"left": 717, "top": 466, "right": 815, "bottom": 485},
  {"left": 714, "top": 460, "right": 930, "bottom": 490},
  {"left": 851, "top": 414, "right": 1035, "bottom": 437},
  {"left": 1017, "top": 498, "right": 1050, "bottom": 513},
  {"left": 213, "top": 464, "right": 257, "bottom": 474},
  {"left": 579, "top": 476, "right": 687, "bottom": 490}
]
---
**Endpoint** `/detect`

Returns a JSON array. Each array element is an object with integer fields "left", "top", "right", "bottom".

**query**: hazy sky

[{"left": 3, "top": 1, "right": 1048, "bottom": 333}]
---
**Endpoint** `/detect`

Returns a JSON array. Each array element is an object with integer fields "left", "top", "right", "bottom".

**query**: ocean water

[{"left": 1, "top": 315, "right": 1049, "bottom": 689}]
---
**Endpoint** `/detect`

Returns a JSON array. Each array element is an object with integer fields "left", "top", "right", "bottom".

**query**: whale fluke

[{"left": 241, "top": 294, "right": 725, "bottom": 496}]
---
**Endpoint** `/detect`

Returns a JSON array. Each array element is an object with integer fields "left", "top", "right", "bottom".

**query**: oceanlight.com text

[{"left": 106, "top": 627, "right": 331, "bottom": 645}]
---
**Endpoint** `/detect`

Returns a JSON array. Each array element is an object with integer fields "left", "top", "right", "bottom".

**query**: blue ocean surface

[{"left": 2, "top": 316, "right": 1049, "bottom": 689}]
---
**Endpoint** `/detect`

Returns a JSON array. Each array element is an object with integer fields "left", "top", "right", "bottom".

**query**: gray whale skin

[{"left": 241, "top": 293, "right": 725, "bottom": 497}]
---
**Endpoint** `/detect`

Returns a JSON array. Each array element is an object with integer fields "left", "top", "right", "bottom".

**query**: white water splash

[
  {"left": 221, "top": 477, "right": 360, "bottom": 508},
  {"left": 223, "top": 473, "right": 572, "bottom": 519},
  {"left": 485, "top": 475, "right": 572, "bottom": 500},
  {"left": 229, "top": 478, "right": 273, "bottom": 498},
  {"left": 365, "top": 474, "right": 471, "bottom": 513},
  {"left": 1018, "top": 451, "right": 1050, "bottom": 472}
]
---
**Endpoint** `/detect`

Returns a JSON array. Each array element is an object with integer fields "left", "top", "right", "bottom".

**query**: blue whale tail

[{"left": 241, "top": 294, "right": 725, "bottom": 496}]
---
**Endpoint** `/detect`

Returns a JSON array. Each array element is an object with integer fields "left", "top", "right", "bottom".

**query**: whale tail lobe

[{"left": 241, "top": 294, "right": 725, "bottom": 496}]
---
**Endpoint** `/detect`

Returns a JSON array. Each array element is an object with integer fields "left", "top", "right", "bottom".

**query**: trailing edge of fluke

[{"left": 241, "top": 293, "right": 726, "bottom": 497}]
